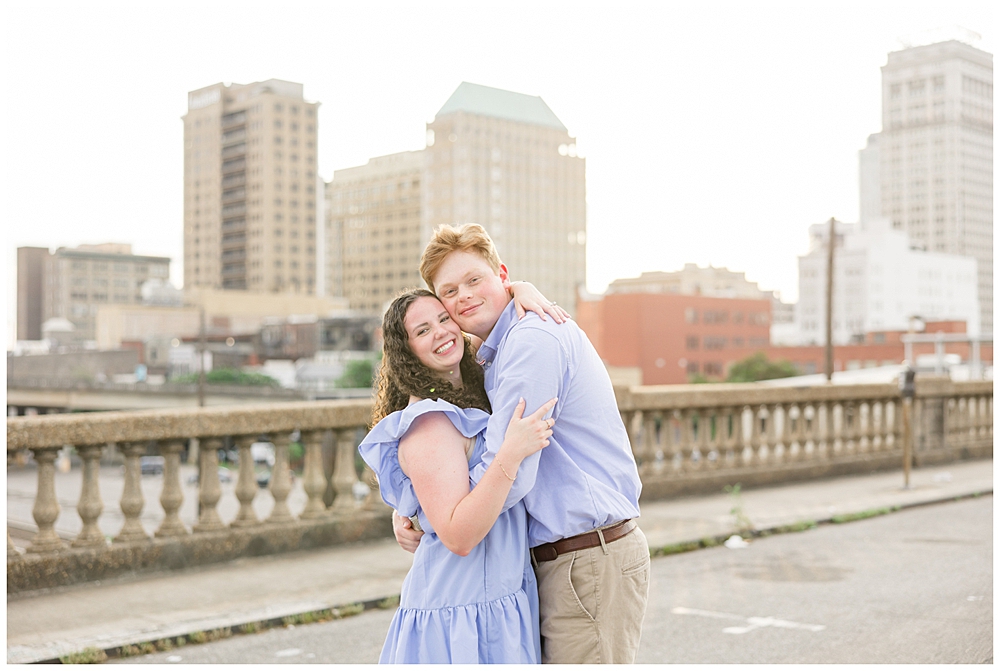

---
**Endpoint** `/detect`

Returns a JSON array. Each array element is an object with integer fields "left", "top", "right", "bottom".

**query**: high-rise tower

[
  {"left": 878, "top": 40, "right": 992, "bottom": 333},
  {"left": 424, "top": 82, "right": 587, "bottom": 313},
  {"left": 183, "top": 80, "right": 320, "bottom": 294}
]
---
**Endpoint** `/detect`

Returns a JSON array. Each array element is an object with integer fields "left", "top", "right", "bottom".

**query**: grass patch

[
  {"left": 337, "top": 602, "right": 365, "bottom": 618},
  {"left": 377, "top": 595, "right": 400, "bottom": 610},
  {"left": 831, "top": 506, "right": 899, "bottom": 524},
  {"left": 776, "top": 520, "right": 818, "bottom": 533},
  {"left": 59, "top": 647, "right": 108, "bottom": 664}
]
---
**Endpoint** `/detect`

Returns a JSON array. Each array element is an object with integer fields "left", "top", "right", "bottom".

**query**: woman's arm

[
  {"left": 509, "top": 281, "right": 571, "bottom": 323},
  {"left": 398, "top": 397, "right": 556, "bottom": 556}
]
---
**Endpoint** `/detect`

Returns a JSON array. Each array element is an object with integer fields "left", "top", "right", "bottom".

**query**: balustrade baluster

[
  {"left": 946, "top": 398, "right": 956, "bottom": 450},
  {"left": 748, "top": 405, "right": 762, "bottom": 466},
  {"left": 193, "top": 437, "right": 226, "bottom": 532},
  {"left": 720, "top": 406, "right": 740, "bottom": 468},
  {"left": 115, "top": 442, "right": 150, "bottom": 543},
  {"left": 869, "top": 401, "right": 883, "bottom": 452},
  {"left": 27, "top": 447, "right": 65, "bottom": 553},
  {"left": 958, "top": 397, "right": 971, "bottom": 449},
  {"left": 762, "top": 405, "right": 776, "bottom": 465},
  {"left": 857, "top": 401, "right": 870, "bottom": 453},
  {"left": 155, "top": 438, "right": 188, "bottom": 537},
  {"left": 775, "top": 403, "right": 793, "bottom": 462},
  {"left": 986, "top": 395, "right": 994, "bottom": 442},
  {"left": 698, "top": 408, "right": 722, "bottom": 470},
  {"left": 731, "top": 406, "right": 747, "bottom": 467},
  {"left": 885, "top": 399, "right": 898, "bottom": 450},
  {"left": 300, "top": 430, "right": 330, "bottom": 519},
  {"left": 620, "top": 410, "right": 642, "bottom": 474},
  {"left": 362, "top": 463, "right": 383, "bottom": 510},
  {"left": 229, "top": 435, "right": 259, "bottom": 528},
  {"left": 72, "top": 444, "right": 106, "bottom": 547},
  {"left": 976, "top": 395, "right": 989, "bottom": 444},
  {"left": 267, "top": 432, "right": 295, "bottom": 523},
  {"left": 797, "top": 404, "right": 811, "bottom": 460},
  {"left": 640, "top": 412, "right": 658, "bottom": 476},
  {"left": 679, "top": 409, "right": 695, "bottom": 471},
  {"left": 332, "top": 428, "right": 361, "bottom": 512},
  {"left": 664, "top": 410, "right": 679, "bottom": 472},
  {"left": 845, "top": 401, "right": 859, "bottom": 455}
]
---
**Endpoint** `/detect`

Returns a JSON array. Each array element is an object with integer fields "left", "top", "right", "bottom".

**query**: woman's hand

[
  {"left": 393, "top": 512, "right": 423, "bottom": 553},
  {"left": 509, "top": 281, "right": 570, "bottom": 323},
  {"left": 498, "top": 397, "right": 558, "bottom": 464}
]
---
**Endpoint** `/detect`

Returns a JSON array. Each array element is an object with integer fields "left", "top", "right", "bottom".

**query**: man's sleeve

[{"left": 469, "top": 325, "right": 565, "bottom": 512}]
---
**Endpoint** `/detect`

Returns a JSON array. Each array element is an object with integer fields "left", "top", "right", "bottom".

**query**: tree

[
  {"left": 336, "top": 356, "right": 378, "bottom": 389},
  {"left": 725, "top": 352, "right": 799, "bottom": 383}
]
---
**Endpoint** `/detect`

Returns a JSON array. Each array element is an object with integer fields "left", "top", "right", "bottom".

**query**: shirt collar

[{"left": 476, "top": 301, "right": 519, "bottom": 367}]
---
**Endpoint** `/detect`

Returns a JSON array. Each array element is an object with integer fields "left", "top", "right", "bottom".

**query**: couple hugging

[{"left": 359, "top": 223, "right": 649, "bottom": 664}]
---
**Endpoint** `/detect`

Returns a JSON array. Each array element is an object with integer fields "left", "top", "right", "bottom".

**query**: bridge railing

[
  {"left": 614, "top": 378, "right": 991, "bottom": 498},
  {"left": 6, "top": 400, "right": 383, "bottom": 591},
  {"left": 6, "top": 378, "right": 992, "bottom": 591}
]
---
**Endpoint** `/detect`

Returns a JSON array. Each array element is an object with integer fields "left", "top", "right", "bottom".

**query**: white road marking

[
  {"left": 672, "top": 606, "right": 825, "bottom": 634},
  {"left": 275, "top": 648, "right": 303, "bottom": 657}
]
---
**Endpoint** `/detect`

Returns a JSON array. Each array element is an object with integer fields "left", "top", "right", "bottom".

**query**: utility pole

[{"left": 824, "top": 217, "right": 835, "bottom": 382}]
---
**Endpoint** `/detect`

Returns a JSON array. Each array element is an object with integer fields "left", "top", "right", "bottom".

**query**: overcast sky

[{"left": 2, "top": 1, "right": 993, "bottom": 346}]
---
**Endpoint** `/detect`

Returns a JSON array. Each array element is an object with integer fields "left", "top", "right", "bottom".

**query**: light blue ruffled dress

[{"left": 359, "top": 398, "right": 541, "bottom": 664}]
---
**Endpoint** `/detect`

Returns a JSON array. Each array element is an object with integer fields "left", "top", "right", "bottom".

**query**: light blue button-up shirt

[{"left": 469, "top": 301, "right": 642, "bottom": 547}]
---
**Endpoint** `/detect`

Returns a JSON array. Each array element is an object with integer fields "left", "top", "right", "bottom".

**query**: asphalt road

[{"left": 111, "top": 496, "right": 993, "bottom": 664}]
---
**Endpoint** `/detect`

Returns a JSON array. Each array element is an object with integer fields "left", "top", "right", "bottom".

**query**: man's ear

[{"left": 498, "top": 263, "right": 510, "bottom": 289}]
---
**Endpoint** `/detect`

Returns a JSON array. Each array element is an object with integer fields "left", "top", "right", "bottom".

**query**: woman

[{"left": 359, "top": 288, "right": 559, "bottom": 664}]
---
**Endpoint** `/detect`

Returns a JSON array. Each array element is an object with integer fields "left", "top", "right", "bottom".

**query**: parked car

[
  {"left": 186, "top": 469, "right": 234, "bottom": 485},
  {"left": 139, "top": 456, "right": 164, "bottom": 475}
]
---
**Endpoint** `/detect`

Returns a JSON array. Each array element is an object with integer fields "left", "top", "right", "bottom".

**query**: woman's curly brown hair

[{"left": 370, "top": 289, "right": 491, "bottom": 427}]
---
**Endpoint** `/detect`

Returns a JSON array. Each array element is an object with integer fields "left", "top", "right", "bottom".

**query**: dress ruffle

[{"left": 358, "top": 399, "right": 489, "bottom": 532}]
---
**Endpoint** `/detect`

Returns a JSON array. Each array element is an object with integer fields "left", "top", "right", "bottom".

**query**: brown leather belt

[{"left": 531, "top": 519, "right": 637, "bottom": 563}]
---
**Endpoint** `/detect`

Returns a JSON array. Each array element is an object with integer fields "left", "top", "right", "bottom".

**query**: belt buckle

[{"left": 533, "top": 545, "right": 558, "bottom": 562}]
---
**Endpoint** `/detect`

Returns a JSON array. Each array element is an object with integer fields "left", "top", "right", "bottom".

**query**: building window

[
  {"left": 684, "top": 308, "right": 698, "bottom": 324},
  {"left": 685, "top": 336, "right": 699, "bottom": 350},
  {"left": 704, "top": 337, "right": 726, "bottom": 350},
  {"left": 703, "top": 362, "right": 723, "bottom": 376}
]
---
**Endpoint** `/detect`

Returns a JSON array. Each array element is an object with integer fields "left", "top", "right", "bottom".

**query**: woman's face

[{"left": 403, "top": 295, "right": 465, "bottom": 377}]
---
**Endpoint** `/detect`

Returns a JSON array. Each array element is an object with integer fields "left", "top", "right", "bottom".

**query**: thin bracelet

[{"left": 496, "top": 457, "right": 516, "bottom": 481}]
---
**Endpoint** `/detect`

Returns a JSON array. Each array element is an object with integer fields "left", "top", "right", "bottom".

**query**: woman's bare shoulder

[{"left": 400, "top": 409, "right": 463, "bottom": 443}]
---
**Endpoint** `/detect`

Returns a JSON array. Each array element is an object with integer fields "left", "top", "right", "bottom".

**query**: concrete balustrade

[
  {"left": 6, "top": 380, "right": 991, "bottom": 593},
  {"left": 614, "top": 378, "right": 991, "bottom": 499}
]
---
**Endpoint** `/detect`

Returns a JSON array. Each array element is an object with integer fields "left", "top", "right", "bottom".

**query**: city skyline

[{"left": 4, "top": 1, "right": 994, "bottom": 347}]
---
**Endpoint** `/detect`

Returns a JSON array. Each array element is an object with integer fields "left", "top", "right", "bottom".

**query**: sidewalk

[{"left": 7, "top": 459, "right": 993, "bottom": 664}]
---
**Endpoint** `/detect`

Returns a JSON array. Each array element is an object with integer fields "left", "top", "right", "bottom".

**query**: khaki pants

[{"left": 533, "top": 525, "right": 650, "bottom": 664}]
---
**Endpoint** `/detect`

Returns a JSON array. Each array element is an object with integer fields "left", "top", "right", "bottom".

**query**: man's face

[{"left": 432, "top": 250, "right": 511, "bottom": 340}]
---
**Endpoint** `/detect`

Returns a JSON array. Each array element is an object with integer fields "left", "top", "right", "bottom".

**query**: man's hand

[{"left": 393, "top": 512, "right": 423, "bottom": 553}]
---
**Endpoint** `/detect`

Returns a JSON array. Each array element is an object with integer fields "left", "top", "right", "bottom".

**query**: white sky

[{"left": 2, "top": 1, "right": 994, "bottom": 348}]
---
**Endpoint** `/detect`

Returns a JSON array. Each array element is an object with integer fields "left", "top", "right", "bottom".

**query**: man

[{"left": 395, "top": 223, "right": 649, "bottom": 664}]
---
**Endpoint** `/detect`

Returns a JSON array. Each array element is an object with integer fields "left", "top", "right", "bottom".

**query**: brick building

[
  {"left": 576, "top": 292, "right": 772, "bottom": 385},
  {"left": 576, "top": 291, "right": 992, "bottom": 385}
]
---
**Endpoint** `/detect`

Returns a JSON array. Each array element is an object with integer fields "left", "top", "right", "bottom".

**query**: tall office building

[
  {"left": 878, "top": 40, "right": 992, "bottom": 333},
  {"left": 17, "top": 247, "right": 49, "bottom": 340},
  {"left": 325, "top": 151, "right": 424, "bottom": 313},
  {"left": 183, "top": 79, "right": 320, "bottom": 294},
  {"left": 324, "top": 82, "right": 588, "bottom": 315},
  {"left": 424, "top": 82, "right": 587, "bottom": 314},
  {"left": 858, "top": 133, "right": 881, "bottom": 224}
]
